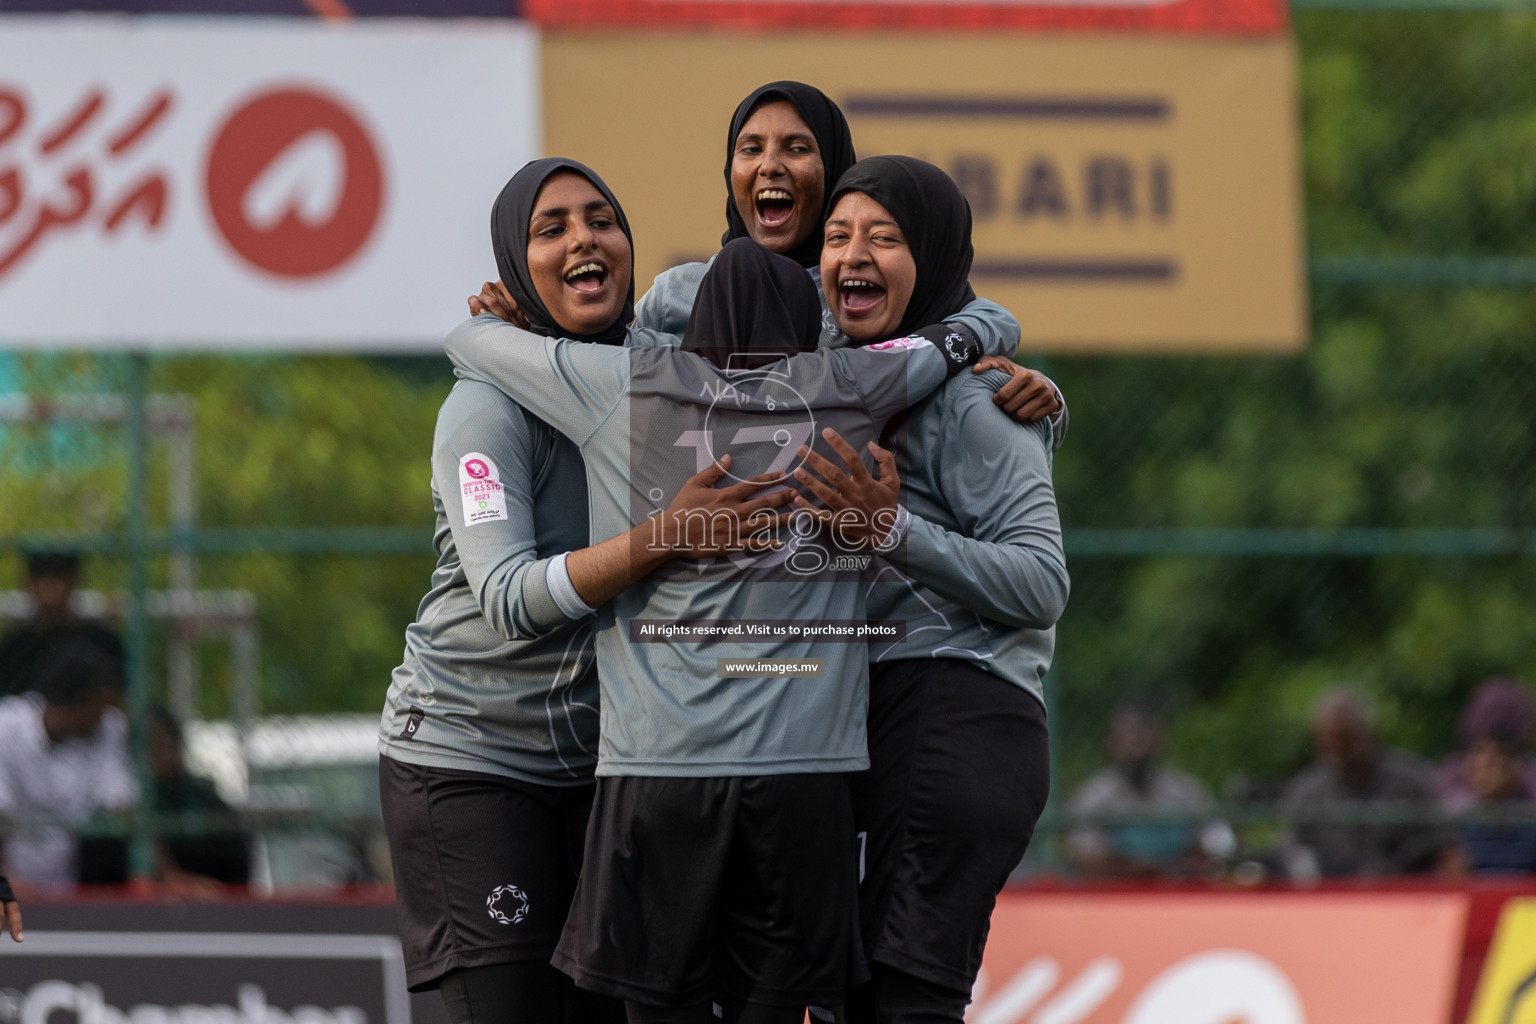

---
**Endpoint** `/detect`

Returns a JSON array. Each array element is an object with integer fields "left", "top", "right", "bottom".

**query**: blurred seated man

[
  {"left": 0, "top": 644, "right": 136, "bottom": 889},
  {"left": 1280, "top": 687, "right": 1455, "bottom": 878},
  {"left": 1436, "top": 678, "right": 1536, "bottom": 875},
  {"left": 77, "top": 706, "right": 252, "bottom": 893},
  {"left": 1066, "top": 700, "right": 1217, "bottom": 877},
  {"left": 150, "top": 705, "right": 251, "bottom": 888},
  {"left": 0, "top": 551, "right": 124, "bottom": 699}
]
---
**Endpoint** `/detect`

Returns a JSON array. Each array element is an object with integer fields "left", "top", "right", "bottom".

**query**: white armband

[{"left": 546, "top": 552, "right": 597, "bottom": 618}]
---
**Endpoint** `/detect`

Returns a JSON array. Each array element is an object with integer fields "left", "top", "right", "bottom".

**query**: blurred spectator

[
  {"left": 78, "top": 706, "right": 252, "bottom": 893},
  {"left": 0, "top": 644, "right": 136, "bottom": 889},
  {"left": 150, "top": 705, "right": 251, "bottom": 888},
  {"left": 0, "top": 551, "right": 124, "bottom": 699},
  {"left": 1066, "top": 700, "right": 1219, "bottom": 877},
  {"left": 1280, "top": 687, "right": 1455, "bottom": 878},
  {"left": 1437, "top": 677, "right": 1536, "bottom": 807},
  {"left": 1436, "top": 678, "right": 1536, "bottom": 875}
]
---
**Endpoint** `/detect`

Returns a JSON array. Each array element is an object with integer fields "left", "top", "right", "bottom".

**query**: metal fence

[
  {"left": 1029, "top": 1, "right": 1536, "bottom": 868},
  {"left": 3, "top": 2, "right": 1536, "bottom": 884}
]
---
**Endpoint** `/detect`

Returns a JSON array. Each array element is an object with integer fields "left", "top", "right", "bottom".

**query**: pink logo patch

[
  {"left": 867, "top": 336, "right": 923, "bottom": 352},
  {"left": 465, "top": 458, "right": 490, "bottom": 479}
]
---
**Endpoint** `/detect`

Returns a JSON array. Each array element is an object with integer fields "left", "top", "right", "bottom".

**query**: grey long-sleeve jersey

[
  {"left": 866, "top": 371, "right": 1069, "bottom": 708},
  {"left": 377, "top": 380, "right": 600, "bottom": 785},
  {"left": 444, "top": 314, "right": 968, "bottom": 777},
  {"left": 636, "top": 260, "right": 1069, "bottom": 446}
]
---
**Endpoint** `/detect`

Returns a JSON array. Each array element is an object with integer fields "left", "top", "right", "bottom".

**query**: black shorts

[
  {"left": 853, "top": 660, "right": 1050, "bottom": 994},
  {"left": 379, "top": 754, "right": 597, "bottom": 991},
  {"left": 552, "top": 773, "right": 860, "bottom": 1009}
]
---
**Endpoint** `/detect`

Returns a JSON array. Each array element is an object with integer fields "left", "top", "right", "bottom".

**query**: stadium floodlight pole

[{"left": 125, "top": 351, "right": 157, "bottom": 884}]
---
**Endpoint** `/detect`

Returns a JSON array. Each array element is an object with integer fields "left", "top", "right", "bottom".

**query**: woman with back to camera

[
  {"left": 794, "top": 157, "right": 1068, "bottom": 1024},
  {"left": 378, "top": 158, "right": 790, "bottom": 1024}
]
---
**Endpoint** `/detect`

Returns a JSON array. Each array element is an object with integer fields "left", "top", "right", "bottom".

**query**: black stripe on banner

[
  {"left": 843, "top": 96, "right": 1171, "bottom": 120},
  {"left": 971, "top": 259, "right": 1179, "bottom": 282}
]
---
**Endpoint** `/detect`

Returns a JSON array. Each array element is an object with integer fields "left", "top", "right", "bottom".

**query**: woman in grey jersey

[
  {"left": 795, "top": 158, "right": 1068, "bottom": 1024},
  {"left": 627, "top": 81, "right": 854, "bottom": 334},
  {"left": 378, "top": 159, "right": 790, "bottom": 1024}
]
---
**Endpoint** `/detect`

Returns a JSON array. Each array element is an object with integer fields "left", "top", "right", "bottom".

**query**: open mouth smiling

[
  {"left": 756, "top": 188, "right": 795, "bottom": 228},
  {"left": 839, "top": 276, "right": 885, "bottom": 316},
  {"left": 564, "top": 260, "right": 608, "bottom": 295}
]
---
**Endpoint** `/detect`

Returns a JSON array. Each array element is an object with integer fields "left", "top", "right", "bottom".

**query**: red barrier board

[
  {"left": 520, "top": 0, "right": 1286, "bottom": 35},
  {"left": 976, "top": 891, "right": 1467, "bottom": 1023},
  {"left": 13, "top": 883, "right": 1536, "bottom": 1024}
]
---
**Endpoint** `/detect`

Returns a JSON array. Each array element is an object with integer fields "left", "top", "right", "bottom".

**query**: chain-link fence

[
  {"left": 0, "top": 353, "right": 440, "bottom": 887},
  {"left": 3, "top": 3, "right": 1536, "bottom": 888},
  {"left": 1032, "top": 3, "right": 1536, "bottom": 873}
]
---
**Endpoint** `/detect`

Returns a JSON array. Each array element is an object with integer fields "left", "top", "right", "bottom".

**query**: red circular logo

[
  {"left": 465, "top": 459, "right": 490, "bottom": 479},
  {"left": 205, "top": 87, "right": 384, "bottom": 278}
]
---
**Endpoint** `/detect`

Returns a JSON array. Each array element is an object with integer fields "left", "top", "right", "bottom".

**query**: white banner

[{"left": 0, "top": 17, "right": 539, "bottom": 350}]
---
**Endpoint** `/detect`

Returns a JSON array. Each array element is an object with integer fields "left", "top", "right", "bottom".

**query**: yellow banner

[
  {"left": 542, "top": 32, "right": 1306, "bottom": 354},
  {"left": 1469, "top": 897, "right": 1536, "bottom": 1024}
]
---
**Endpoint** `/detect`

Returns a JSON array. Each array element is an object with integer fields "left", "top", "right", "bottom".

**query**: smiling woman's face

[
  {"left": 526, "top": 172, "right": 632, "bottom": 336},
  {"left": 821, "top": 191, "right": 917, "bottom": 343},
  {"left": 730, "top": 100, "right": 826, "bottom": 254}
]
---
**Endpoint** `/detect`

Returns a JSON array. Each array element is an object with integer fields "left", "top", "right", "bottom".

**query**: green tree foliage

[
  {"left": 0, "top": 354, "right": 448, "bottom": 716},
  {"left": 166, "top": 355, "right": 448, "bottom": 715},
  {"left": 1046, "top": 11, "right": 1536, "bottom": 794}
]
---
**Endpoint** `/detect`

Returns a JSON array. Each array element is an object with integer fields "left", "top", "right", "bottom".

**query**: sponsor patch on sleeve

[
  {"left": 459, "top": 452, "right": 507, "bottom": 525},
  {"left": 866, "top": 335, "right": 931, "bottom": 352}
]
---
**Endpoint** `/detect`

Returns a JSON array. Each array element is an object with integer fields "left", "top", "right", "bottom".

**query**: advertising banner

[
  {"left": 542, "top": 32, "right": 1306, "bottom": 353},
  {"left": 0, "top": 902, "right": 447, "bottom": 1024},
  {"left": 969, "top": 892, "right": 1467, "bottom": 1024},
  {"left": 1468, "top": 897, "right": 1536, "bottom": 1024},
  {"left": 0, "top": 19, "right": 538, "bottom": 350},
  {"left": 520, "top": 0, "right": 1287, "bottom": 35}
]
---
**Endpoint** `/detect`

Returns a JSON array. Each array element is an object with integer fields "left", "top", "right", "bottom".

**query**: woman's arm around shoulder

[{"left": 433, "top": 380, "right": 587, "bottom": 642}]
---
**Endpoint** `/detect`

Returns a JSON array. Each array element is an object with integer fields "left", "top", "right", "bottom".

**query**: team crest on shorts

[{"left": 486, "top": 884, "right": 530, "bottom": 925}]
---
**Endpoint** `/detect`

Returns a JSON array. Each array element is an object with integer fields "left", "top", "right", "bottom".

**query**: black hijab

[
  {"left": 722, "top": 81, "right": 858, "bottom": 269},
  {"left": 829, "top": 156, "right": 977, "bottom": 338},
  {"left": 683, "top": 238, "right": 823, "bottom": 370},
  {"left": 490, "top": 157, "right": 634, "bottom": 346}
]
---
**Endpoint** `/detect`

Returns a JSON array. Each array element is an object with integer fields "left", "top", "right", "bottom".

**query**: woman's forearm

[
  {"left": 565, "top": 524, "right": 673, "bottom": 609},
  {"left": 563, "top": 457, "right": 795, "bottom": 609}
]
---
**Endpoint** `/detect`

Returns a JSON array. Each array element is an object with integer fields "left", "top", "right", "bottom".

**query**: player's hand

[
  {"left": 660, "top": 455, "right": 794, "bottom": 558},
  {"left": 2, "top": 896, "right": 22, "bottom": 943},
  {"left": 792, "top": 428, "right": 901, "bottom": 550},
  {"left": 468, "top": 280, "right": 528, "bottom": 328},
  {"left": 974, "top": 356, "right": 1061, "bottom": 424}
]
